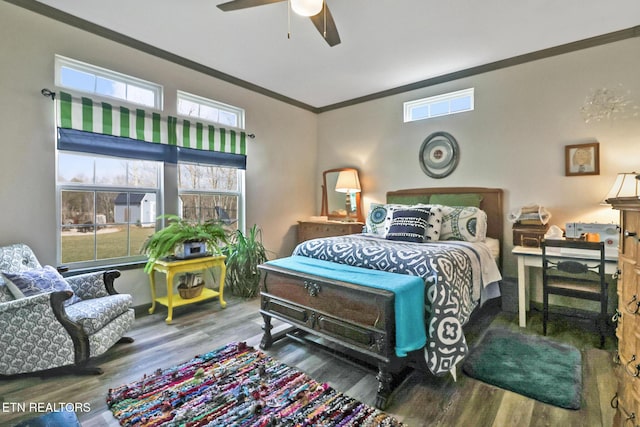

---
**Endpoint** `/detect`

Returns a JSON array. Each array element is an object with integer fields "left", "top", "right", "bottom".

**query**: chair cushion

[
  {"left": 1, "top": 266, "right": 80, "bottom": 306},
  {"left": 65, "top": 294, "right": 133, "bottom": 335}
]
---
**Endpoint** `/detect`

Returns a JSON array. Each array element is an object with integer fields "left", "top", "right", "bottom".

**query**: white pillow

[
  {"left": 365, "top": 203, "right": 390, "bottom": 237},
  {"left": 437, "top": 205, "right": 487, "bottom": 242}
]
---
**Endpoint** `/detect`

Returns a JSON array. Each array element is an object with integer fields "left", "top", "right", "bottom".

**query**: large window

[
  {"left": 54, "top": 57, "right": 248, "bottom": 269},
  {"left": 178, "top": 162, "right": 243, "bottom": 232},
  {"left": 57, "top": 152, "right": 161, "bottom": 266}
]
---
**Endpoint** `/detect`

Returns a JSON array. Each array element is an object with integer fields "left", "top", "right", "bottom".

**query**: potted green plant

[
  {"left": 140, "top": 215, "right": 227, "bottom": 273},
  {"left": 222, "top": 224, "right": 269, "bottom": 298}
]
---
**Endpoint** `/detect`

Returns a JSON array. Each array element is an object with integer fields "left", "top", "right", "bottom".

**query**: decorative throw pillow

[
  {"left": 386, "top": 207, "right": 432, "bottom": 243},
  {"left": 366, "top": 203, "right": 443, "bottom": 240},
  {"left": 424, "top": 205, "right": 443, "bottom": 241},
  {"left": 365, "top": 203, "right": 390, "bottom": 236},
  {"left": 438, "top": 206, "right": 488, "bottom": 242},
  {"left": 1, "top": 265, "right": 80, "bottom": 306}
]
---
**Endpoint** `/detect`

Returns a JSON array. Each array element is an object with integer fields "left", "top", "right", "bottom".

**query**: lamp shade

[
  {"left": 291, "top": 0, "right": 323, "bottom": 16},
  {"left": 604, "top": 172, "right": 640, "bottom": 203},
  {"left": 335, "top": 170, "right": 361, "bottom": 193}
]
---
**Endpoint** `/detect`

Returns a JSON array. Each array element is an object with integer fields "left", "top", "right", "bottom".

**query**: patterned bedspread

[{"left": 292, "top": 233, "right": 502, "bottom": 376}]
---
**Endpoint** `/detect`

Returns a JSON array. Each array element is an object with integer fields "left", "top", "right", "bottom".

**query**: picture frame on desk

[{"left": 565, "top": 142, "right": 599, "bottom": 176}]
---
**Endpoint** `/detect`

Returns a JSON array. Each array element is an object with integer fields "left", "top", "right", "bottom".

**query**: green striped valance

[{"left": 56, "top": 92, "right": 247, "bottom": 156}]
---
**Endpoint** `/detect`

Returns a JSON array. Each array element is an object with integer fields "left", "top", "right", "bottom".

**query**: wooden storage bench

[{"left": 258, "top": 256, "right": 425, "bottom": 409}]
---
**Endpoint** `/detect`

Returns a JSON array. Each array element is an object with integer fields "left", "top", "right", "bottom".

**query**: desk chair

[{"left": 542, "top": 239, "right": 608, "bottom": 347}]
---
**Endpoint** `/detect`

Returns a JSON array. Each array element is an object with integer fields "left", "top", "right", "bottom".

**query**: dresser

[
  {"left": 297, "top": 220, "right": 364, "bottom": 243},
  {"left": 609, "top": 198, "right": 640, "bottom": 426}
]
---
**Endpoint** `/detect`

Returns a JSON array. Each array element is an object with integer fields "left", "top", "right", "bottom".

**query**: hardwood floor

[{"left": 0, "top": 297, "right": 616, "bottom": 426}]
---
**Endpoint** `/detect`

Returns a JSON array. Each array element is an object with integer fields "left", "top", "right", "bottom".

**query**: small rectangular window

[
  {"left": 404, "top": 88, "right": 474, "bottom": 122},
  {"left": 177, "top": 91, "right": 245, "bottom": 129},
  {"left": 55, "top": 55, "right": 163, "bottom": 110}
]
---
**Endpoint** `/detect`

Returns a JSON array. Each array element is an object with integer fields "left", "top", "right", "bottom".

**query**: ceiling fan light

[{"left": 291, "top": 0, "right": 323, "bottom": 17}]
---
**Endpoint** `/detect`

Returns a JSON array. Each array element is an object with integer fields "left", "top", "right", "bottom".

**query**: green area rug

[
  {"left": 462, "top": 328, "right": 582, "bottom": 409},
  {"left": 107, "top": 342, "right": 404, "bottom": 426}
]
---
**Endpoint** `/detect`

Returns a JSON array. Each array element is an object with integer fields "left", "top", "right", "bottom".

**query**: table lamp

[
  {"left": 334, "top": 170, "right": 361, "bottom": 219},
  {"left": 604, "top": 172, "right": 640, "bottom": 203}
]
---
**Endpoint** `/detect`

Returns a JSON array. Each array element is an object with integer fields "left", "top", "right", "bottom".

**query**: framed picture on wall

[{"left": 565, "top": 142, "right": 599, "bottom": 176}]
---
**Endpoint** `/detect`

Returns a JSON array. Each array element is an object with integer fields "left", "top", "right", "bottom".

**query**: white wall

[
  {"left": 0, "top": 2, "right": 317, "bottom": 306},
  {"left": 317, "top": 37, "right": 640, "bottom": 279}
]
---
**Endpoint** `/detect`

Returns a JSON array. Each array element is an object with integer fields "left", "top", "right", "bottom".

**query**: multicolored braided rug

[{"left": 107, "top": 342, "right": 404, "bottom": 426}]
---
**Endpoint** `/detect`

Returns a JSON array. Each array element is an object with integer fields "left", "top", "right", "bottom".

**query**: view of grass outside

[
  {"left": 61, "top": 226, "right": 154, "bottom": 263},
  {"left": 58, "top": 154, "right": 242, "bottom": 265}
]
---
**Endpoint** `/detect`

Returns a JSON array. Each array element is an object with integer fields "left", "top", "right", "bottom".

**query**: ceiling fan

[{"left": 217, "top": 0, "right": 341, "bottom": 47}]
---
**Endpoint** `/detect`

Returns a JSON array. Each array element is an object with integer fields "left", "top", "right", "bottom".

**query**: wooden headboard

[{"left": 386, "top": 187, "right": 504, "bottom": 243}]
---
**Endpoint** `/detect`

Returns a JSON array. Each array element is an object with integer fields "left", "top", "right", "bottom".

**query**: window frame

[
  {"left": 177, "top": 161, "right": 246, "bottom": 232},
  {"left": 55, "top": 55, "right": 164, "bottom": 110},
  {"left": 177, "top": 90, "right": 245, "bottom": 129},
  {"left": 403, "top": 88, "right": 474, "bottom": 123},
  {"left": 53, "top": 58, "right": 248, "bottom": 270},
  {"left": 56, "top": 150, "right": 164, "bottom": 269}
]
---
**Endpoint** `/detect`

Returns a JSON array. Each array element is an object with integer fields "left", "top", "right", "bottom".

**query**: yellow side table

[{"left": 148, "top": 255, "right": 227, "bottom": 324}]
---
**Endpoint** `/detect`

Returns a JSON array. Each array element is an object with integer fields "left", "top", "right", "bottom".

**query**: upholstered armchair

[{"left": 0, "top": 243, "right": 135, "bottom": 375}]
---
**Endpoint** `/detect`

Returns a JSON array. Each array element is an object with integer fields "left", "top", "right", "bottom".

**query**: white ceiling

[{"left": 29, "top": 0, "right": 640, "bottom": 110}]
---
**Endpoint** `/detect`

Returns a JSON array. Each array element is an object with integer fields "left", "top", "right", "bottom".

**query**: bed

[{"left": 258, "top": 187, "right": 503, "bottom": 408}]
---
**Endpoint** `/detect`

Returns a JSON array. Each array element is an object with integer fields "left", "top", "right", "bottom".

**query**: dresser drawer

[
  {"left": 613, "top": 370, "right": 640, "bottom": 426},
  {"left": 621, "top": 210, "right": 639, "bottom": 260},
  {"left": 307, "top": 223, "right": 350, "bottom": 236}
]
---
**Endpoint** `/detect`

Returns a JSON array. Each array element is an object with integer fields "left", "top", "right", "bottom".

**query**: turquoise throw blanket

[{"left": 265, "top": 255, "right": 426, "bottom": 357}]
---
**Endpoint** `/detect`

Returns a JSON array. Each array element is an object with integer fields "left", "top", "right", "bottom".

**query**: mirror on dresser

[{"left": 320, "top": 167, "right": 364, "bottom": 223}]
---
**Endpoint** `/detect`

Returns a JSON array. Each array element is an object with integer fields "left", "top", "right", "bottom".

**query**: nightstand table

[
  {"left": 297, "top": 220, "right": 364, "bottom": 243},
  {"left": 148, "top": 255, "right": 227, "bottom": 324}
]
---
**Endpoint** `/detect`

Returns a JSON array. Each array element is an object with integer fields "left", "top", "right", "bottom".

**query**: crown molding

[{"left": 6, "top": 0, "right": 639, "bottom": 114}]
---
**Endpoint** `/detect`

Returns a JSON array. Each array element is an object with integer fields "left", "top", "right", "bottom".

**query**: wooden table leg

[
  {"left": 218, "top": 261, "right": 227, "bottom": 308},
  {"left": 260, "top": 311, "right": 273, "bottom": 350},
  {"left": 148, "top": 270, "right": 157, "bottom": 314},
  {"left": 165, "top": 271, "right": 174, "bottom": 324},
  {"left": 375, "top": 363, "right": 393, "bottom": 410},
  {"left": 517, "top": 256, "right": 528, "bottom": 328}
]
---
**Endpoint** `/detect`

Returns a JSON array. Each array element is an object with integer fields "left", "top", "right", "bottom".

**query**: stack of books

[
  {"left": 511, "top": 205, "right": 550, "bottom": 247},
  {"left": 513, "top": 205, "right": 550, "bottom": 226}
]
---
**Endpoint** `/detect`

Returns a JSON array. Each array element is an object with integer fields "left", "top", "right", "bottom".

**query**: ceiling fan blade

[
  {"left": 309, "top": 4, "right": 341, "bottom": 47},
  {"left": 217, "top": 0, "right": 286, "bottom": 12}
]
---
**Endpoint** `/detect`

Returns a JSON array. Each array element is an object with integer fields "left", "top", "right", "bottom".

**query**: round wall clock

[{"left": 418, "top": 131, "right": 459, "bottom": 179}]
